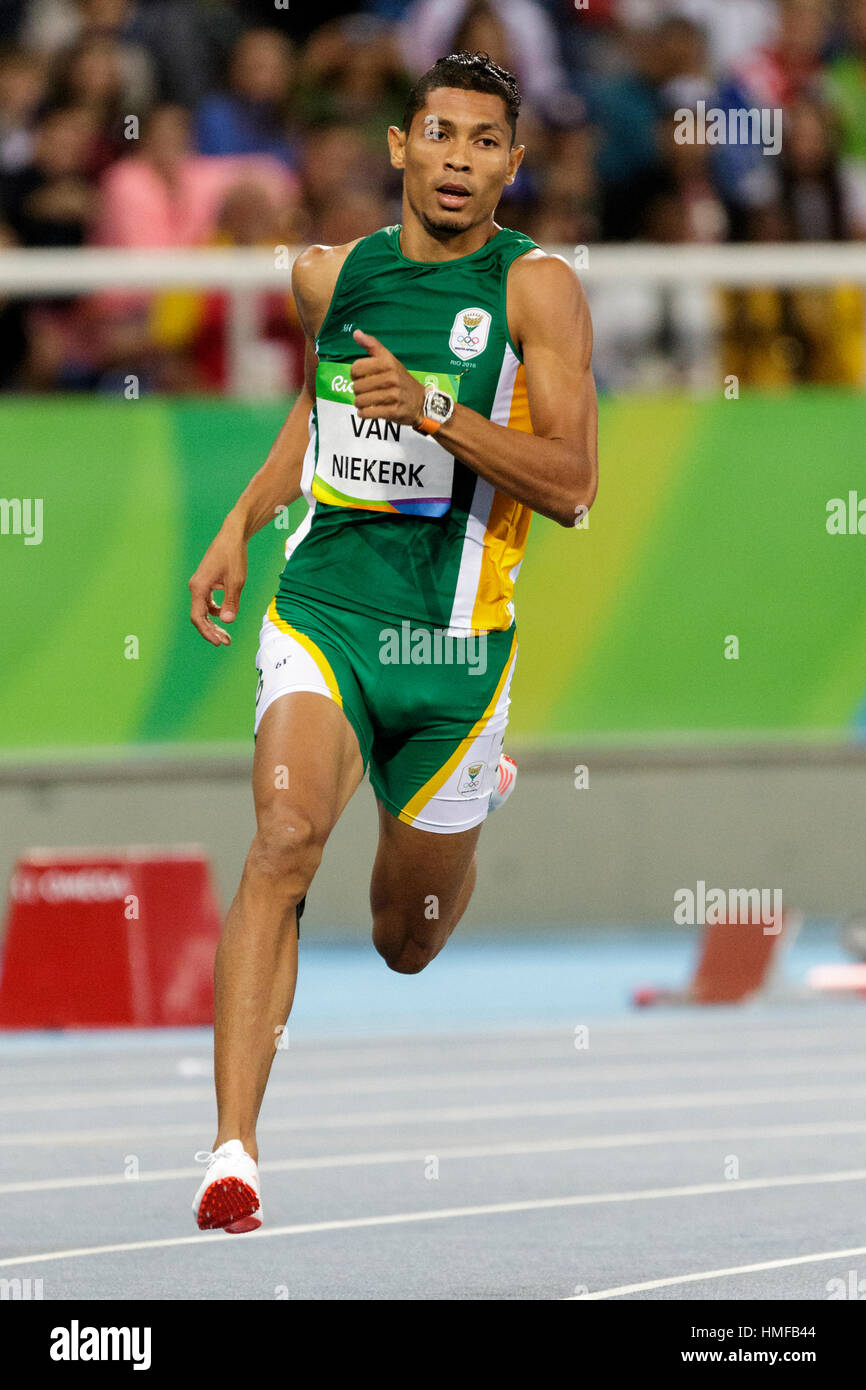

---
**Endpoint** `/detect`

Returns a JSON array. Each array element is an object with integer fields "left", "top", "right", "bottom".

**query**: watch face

[{"left": 429, "top": 390, "right": 451, "bottom": 419}]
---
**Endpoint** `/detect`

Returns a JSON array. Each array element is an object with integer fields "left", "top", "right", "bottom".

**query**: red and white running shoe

[
  {"left": 489, "top": 752, "right": 517, "bottom": 813},
  {"left": 192, "top": 1140, "right": 262, "bottom": 1233}
]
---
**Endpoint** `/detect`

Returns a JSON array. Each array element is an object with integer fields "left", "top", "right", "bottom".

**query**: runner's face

[{"left": 391, "top": 88, "right": 523, "bottom": 237}]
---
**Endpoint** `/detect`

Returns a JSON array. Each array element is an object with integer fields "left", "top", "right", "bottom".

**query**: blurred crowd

[{"left": 0, "top": 0, "right": 864, "bottom": 392}]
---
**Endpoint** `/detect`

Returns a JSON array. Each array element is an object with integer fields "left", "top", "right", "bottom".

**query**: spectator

[
  {"left": 778, "top": 95, "right": 845, "bottom": 240},
  {"left": 655, "top": 14, "right": 716, "bottom": 111},
  {"left": 94, "top": 102, "right": 294, "bottom": 248},
  {"left": 551, "top": 0, "right": 634, "bottom": 95},
  {"left": 825, "top": 0, "right": 866, "bottom": 237},
  {"left": 0, "top": 101, "right": 99, "bottom": 244},
  {"left": 714, "top": 0, "right": 832, "bottom": 237},
  {"left": 194, "top": 28, "right": 299, "bottom": 168},
  {"left": 150, "top": 179, "right": 307, "bottom": 393},
  {"left": 131, "top": 2, "right": 244, "bottom": 107},
  {"left": 397, "top": 0, "right": 573, "bottom": 121},
  {"left": 88, "top": 101, "right": 296, "bottom": 387},
  {"left": 528, "top": 122, "right": 600, "bottom": 245},
  {"left": 299, "top": 120, "right": 387, "bottom": 215},
  {"left": 49, "top": 33, "right": 144, "bottom": 173},
  {"left": 665, "top": 0, "right": 780, "bottom": 71},
  {"left": 314, "top": 185, "right": 391, "bottom": 244},
  {"left": 591, "top": 17, "right": 706, "bottom": 239},
  {"left": 777, "top": 98, "right": 857, "bottom": 380},
  {"left": 0, "top": 43, "right": 46, "bottom": 172},
  {"left": 647, "top": 106, "right": 729, "bottom": 242},
  {"left": 24, "top": 0, "right": 157, "bottom": 104},
  {"left": 296, "top": 13, "right": 409, "bottom": 149}
]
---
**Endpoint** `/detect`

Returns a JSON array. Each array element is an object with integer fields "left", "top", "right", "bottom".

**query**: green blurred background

[{"left": 3, "top": 389, "right": 866, "bottom": 759}]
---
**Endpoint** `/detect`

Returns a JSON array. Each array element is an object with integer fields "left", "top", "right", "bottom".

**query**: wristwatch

[{"left": 414, "top": 386, "right": 455, "bottom": 435}]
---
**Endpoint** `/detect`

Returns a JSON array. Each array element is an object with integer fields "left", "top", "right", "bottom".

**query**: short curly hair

[{"left": 402, "top": 51, "right": 522, "bottom": 146}]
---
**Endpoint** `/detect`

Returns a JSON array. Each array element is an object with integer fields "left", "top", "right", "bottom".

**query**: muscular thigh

[
  {"left": 252, "top": 600, "right": 371, "bottom": 837},
  {"left": 253, "top": 691, "right": 364, "bottom": 838}
]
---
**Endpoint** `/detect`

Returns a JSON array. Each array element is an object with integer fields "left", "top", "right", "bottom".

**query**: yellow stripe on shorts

[
  {"left": 266, "top": 598, "right": 343, "bottom": 708},
  {"left": 397, "top": 628, "right": 518, "bottom": 827}
]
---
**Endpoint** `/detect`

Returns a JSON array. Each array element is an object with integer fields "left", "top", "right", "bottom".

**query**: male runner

[{"left": 188, "top": 51, "right": 598, "bottom": 1232}]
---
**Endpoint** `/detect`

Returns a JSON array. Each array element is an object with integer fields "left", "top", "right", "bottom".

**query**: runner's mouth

[{"left": 436, "top": 184, "right": 471, "bottom": 209}]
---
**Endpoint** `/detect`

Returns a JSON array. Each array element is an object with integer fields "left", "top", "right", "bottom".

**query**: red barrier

[
  {"left": 0, "top": 848, "right": 223, "bottom": 1028},
  {"left": 633, "top": 910, "right": 802, "bottom": 1007}
]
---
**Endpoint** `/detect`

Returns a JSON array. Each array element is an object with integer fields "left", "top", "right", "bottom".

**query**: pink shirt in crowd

[
  {"left": 89, "top": 154, "right": 296, "bottom": 322},
  {"left": 93, "top": 153, "right": 296, "bottom": 248}
]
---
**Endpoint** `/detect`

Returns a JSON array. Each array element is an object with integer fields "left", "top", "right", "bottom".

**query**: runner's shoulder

[
  {"left": 507, "top": 246, "right": 589, "bottom": 337},
  {"left": 508, "top": 245, "right": 581, "bottom": 293},
  {"left": 292, "top": 239, "right": 364, "bottom": 332}
]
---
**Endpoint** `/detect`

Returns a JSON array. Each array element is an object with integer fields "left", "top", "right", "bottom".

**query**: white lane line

[
  {"left": 3, "top": 1081, "right": 866, "bottom": 1148},
  {"left": 2, "top": 1023, "right": 862, "bottom": 1080},
  {"left": 4, "top": 1119, "right": 866, "bottom": 1196},
  {"left": 3, "top": 1167, "right": 866, "bottom": 1271},
  {"left": 7, "top": 1052, "right": 866, "bottom": 1114},
  {"left": 568, "top": 1245, "right": 866, "bottom": 1300},
  {"left": 0, "top": 1070, "right": 556, "bottom": 1114}
]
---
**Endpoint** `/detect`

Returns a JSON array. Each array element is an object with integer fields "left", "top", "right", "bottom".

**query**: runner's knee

[
  {"left": 377, "top": 938, "right": 437, "bottom": 975},
  {"left": 372, "top": 917, "right": 439, "bottom": 974},
  {"left": 247, "top": 809, "right": 325, "bottom": 900}
]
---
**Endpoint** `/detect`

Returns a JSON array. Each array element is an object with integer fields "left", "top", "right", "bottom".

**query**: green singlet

[{"left": 275, "top": 222, "right": 540, "bottom": 634}]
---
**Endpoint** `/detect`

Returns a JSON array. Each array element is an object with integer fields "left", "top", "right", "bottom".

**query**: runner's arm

[
  {"left": 431, "top": 253, "right": 597, "bottom": 527},
  {"left": 209, "top": 243, "right": 352, "bottom": 545},
  {"left": 188, "top": 259, "right": 320, "bottom": 645},
  {"left": 220, "top": 348, "right": 314, "bottom": 544}
]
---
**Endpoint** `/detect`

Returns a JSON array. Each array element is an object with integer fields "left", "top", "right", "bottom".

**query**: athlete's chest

[{"left": 316, "top": 261, "right": 515, "bottom": 387}]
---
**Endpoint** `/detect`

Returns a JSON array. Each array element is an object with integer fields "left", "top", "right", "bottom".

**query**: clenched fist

[{"left": 350, "top": 329, "right": 427, "bottom": 428}]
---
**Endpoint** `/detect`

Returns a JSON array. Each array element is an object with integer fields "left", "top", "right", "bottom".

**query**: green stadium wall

[{"left": 2, "top": 391, "right": 865, "bottom": 759}]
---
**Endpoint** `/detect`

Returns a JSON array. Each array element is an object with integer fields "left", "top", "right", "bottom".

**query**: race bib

[{"left": 312, "top": 361, "right": 461, "bottom": 517}]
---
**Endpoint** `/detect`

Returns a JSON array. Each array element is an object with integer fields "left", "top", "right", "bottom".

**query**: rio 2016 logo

[
  {"left": 449, "top": 307, "right": 491, "bottom": 361},
  {"left": 456, "top": 311, "right": 483, "bottom": 347}
]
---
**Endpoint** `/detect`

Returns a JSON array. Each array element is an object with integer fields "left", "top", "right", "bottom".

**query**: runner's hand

[
  {"left": 189, "top": 531, "right": 248, "bottom": 647},
  {"left": 351, "top": 329, "right": 426, "bottom": 427}
]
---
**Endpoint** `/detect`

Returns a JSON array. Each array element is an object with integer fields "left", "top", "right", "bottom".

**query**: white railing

[{"left": 1, "top": 243, "right": 864, "bottom": 394}]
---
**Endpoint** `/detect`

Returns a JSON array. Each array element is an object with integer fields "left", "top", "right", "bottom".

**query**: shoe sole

[
  {"left": 225, "top": 1212, "right": 262, "bottom": 1234},
  {"left": 196, "top": 1176, "right": 261, "bottom": 1232}
]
